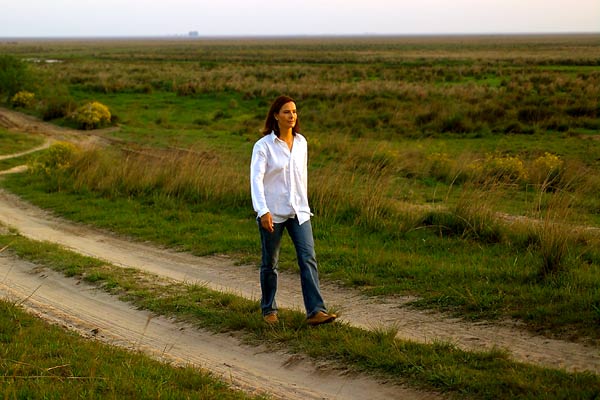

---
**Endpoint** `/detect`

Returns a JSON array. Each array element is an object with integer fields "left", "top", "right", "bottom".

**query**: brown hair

[{"left": 261, "top": 95, "right": 300, "bottom": 136}]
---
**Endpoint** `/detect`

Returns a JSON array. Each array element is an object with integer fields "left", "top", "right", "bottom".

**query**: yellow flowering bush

[
  {"left": 11, "top": 90, "right": 35, "bottom": 108},
  {"left": 426, "top": 152, "right": 456, "bottom": 182},
  {"left": 468, "top": 153, "right": 528, "bottom": 184},
  {"left": 29, "top": 142, "right": 79, "bottom": 177},
  {"left": 71, "top": 101, "right": 111, "bottom": 130},
  {"left": 530, "top": 152, "right": 563, "bottom": 185}
]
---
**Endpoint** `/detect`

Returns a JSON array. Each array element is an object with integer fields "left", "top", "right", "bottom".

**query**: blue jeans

[{"left": 258, "top": 216, "right": 327, "bottom": 318}]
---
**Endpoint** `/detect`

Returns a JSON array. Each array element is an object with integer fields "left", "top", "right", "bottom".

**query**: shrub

[
  {"left": 10, "top": 90, "right": 35, "bottom": 108},
  {"left": 415, "top": 110, "right": 436, "bottom": 127},
  {"left": 565, "top": 105, "right": 597, "bottom": 118},
  {"left": 0, "top": 55, "right": 33, "bottom": 99},
  {"left": 41, "top": 96, "right": 77, "bottom": 121},
  {"left": 440, "top": 113, "right": 474, "bottom": 133},
  {"left": 468, "top": 154, "right": 528, "bottom": 184},
  {"left": 29, "top": 142, "right": 79, "bottom": 177},
  {"left": 426, "top": 152, "right": 456, "bottom": 183},
  {"left": 532, "top": 192, "right": 573, "bottom": 279},
  {"left": 28, "top": 142, "right": 81, "bottom": 192},
  {"left": 529, "top": 152, "right": 564, "bottom": 187},
  {"left": 212, "top": 109, "right": 231, "bottom": 121},
  {"left": 175, "top": 81, "right": 202, "bottom": 96},
  {"left": 517, "top": 106, "right": 552, "bottom": 124},
  {"left": 71, "top": 101, "right": 111, "bottom": 130}
]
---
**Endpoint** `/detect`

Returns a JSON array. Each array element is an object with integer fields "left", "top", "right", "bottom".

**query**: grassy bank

[
  {"left": 1, "top": 232, "right": 599, "bottom": 399},
  {"left": 0, "top": 300, "right": 264, "bottom": 400},
  {"left": 0, "top": 128, "right": 44, "bottom": 155}
]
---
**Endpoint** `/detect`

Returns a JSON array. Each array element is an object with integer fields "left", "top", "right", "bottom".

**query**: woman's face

[{"left": 275, "top": 101, "right": 297, "bottom": 131}]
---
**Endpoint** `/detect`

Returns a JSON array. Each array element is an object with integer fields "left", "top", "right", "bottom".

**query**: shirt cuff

[{"left": 257, "top": 208, "right": 270, "bottom": 218}]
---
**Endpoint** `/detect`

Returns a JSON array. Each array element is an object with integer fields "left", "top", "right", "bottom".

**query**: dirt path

[
  {"left": 0, "top": 106, "right": 118, "bottom": 147},
  {"left": 0, "top": 189, "right": 598, "bottom": 375},
  {"left": 0, "top": 141, "right": 52, "bottom": 160},
  {"left": 1, "top": 254, "right": 428, "bottom": 400}
]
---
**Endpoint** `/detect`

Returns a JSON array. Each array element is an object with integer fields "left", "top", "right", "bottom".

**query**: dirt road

[
  {"left": 0, "top": 188, "right": 598, "bottom": 376},
  {"left": 1, "top": 253, "right": 427, "bottom": 400},
  {"left": 0, "top": 106, "right": 118, "bottom": 147},
  {"left": 0, "top": 107, "right": 599, "bottom": 398}
]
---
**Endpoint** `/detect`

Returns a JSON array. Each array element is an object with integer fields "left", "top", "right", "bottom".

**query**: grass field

[
  {"left": 0, "top": 34, "right": 599, "bottom": 398},
  {"left": 0, "top": 298, "right": 265, "bottom": 400},
  {"left": 0, "top": 128, "right": 44, "bottom": 155}
]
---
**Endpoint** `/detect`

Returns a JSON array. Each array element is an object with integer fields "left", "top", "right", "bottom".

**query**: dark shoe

[
  {"left": 307, "top": 311, "right": 336, "bottom": 326},
  {"left": 263, "top": 313, "right": 278, "bottom": 324}
]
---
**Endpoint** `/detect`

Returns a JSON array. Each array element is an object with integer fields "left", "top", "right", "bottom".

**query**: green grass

[
  {"left": 4, "top": 170, "right": 600, "bottom": 342},
  {"left": 8, "top": 37, "right": 600, "bottom": 143},
  {"left": 1, "top": 232, "right": 599, "bottom": 399},
  {"left": 0, "top": 300, "right": 265, "bottom": 400},
  {"left": 0, "top": 153, "right": 35, "bottom": 172},
  {"left": 0, "top": 129, "right": 43, "bottom": 172},
  {"left": 0, "top": 128, "right": 44, "bottom": 155},
  {"left": 58, "top": 90, "right": 262, "bottom": 152}
]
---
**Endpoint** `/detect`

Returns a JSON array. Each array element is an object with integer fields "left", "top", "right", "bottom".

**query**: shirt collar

[{"left": 270, "top": 130, "right": 302, "bottom": 144}]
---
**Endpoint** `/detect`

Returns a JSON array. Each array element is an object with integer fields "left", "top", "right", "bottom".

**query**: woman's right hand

[{"left": 260, "top": 212, "right": 275, "bottom": 233}]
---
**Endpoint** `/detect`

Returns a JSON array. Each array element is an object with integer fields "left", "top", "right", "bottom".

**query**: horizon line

[{"left": 1, "top": 31, "right": 600, "bottom": 41}]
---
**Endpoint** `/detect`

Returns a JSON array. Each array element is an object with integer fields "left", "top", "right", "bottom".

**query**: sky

[{"left": 0, "top": 0, "right": 598, "bottom": 37}]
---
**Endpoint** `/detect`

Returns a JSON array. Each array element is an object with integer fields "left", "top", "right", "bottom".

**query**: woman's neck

[
  {"left": 278, "top": 128, "right": 293, "bottom": 139},
  {"left": 277, "top": 128, "right": 294, "bottom": 150}
]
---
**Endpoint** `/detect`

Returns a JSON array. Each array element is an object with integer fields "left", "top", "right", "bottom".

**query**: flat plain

[{"left": 0, "top": 34, "right": 599, "bottom": 399}]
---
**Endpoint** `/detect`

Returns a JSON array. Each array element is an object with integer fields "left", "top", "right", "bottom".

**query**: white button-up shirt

[{"left": 250, "top": 131, "right": 312, "bottom": 225}]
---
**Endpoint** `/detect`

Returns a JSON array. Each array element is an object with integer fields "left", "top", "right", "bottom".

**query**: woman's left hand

[{"left": 260, "top": 212, "right": 274, "bottom": 233}]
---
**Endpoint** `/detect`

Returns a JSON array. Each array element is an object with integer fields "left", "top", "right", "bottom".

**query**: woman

[{"left": 250, "top": 95, "right": 336, "bottom": 326}]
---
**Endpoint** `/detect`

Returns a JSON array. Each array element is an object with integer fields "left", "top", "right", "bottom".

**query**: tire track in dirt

[
  {"left": 0, "top": 140, "right": 52, "bottom": 160},
  {"left": 1, "top": 255, "right": 429, "bottom": 400},
  {"left": 0, "top": 189, "right": 598, "bottom": 375}
]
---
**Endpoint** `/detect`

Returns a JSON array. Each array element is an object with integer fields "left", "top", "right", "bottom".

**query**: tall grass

[
  {"left": 446, "top": 181, "right": 506, "bottom": 243},
  {"left": 8, "top": 37, "right": 599, "bottom": 141},
  {"left": 529, "top": 173, "right": 580, "bottom": 278},
  {"left": 310, "top": 138, "right": 402, "bottom": 231},
  {"left": 535, "top": 202, "right": 573, "bottom": 278},
  {"left": 34, "top": 139, "right": 600, "bottom": 266},
  {"left": 68, "top": 145, "right": 248, "bottom": 209},
  {"left": 62, "top": 137, "right": 434, "bottom": 240}
]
